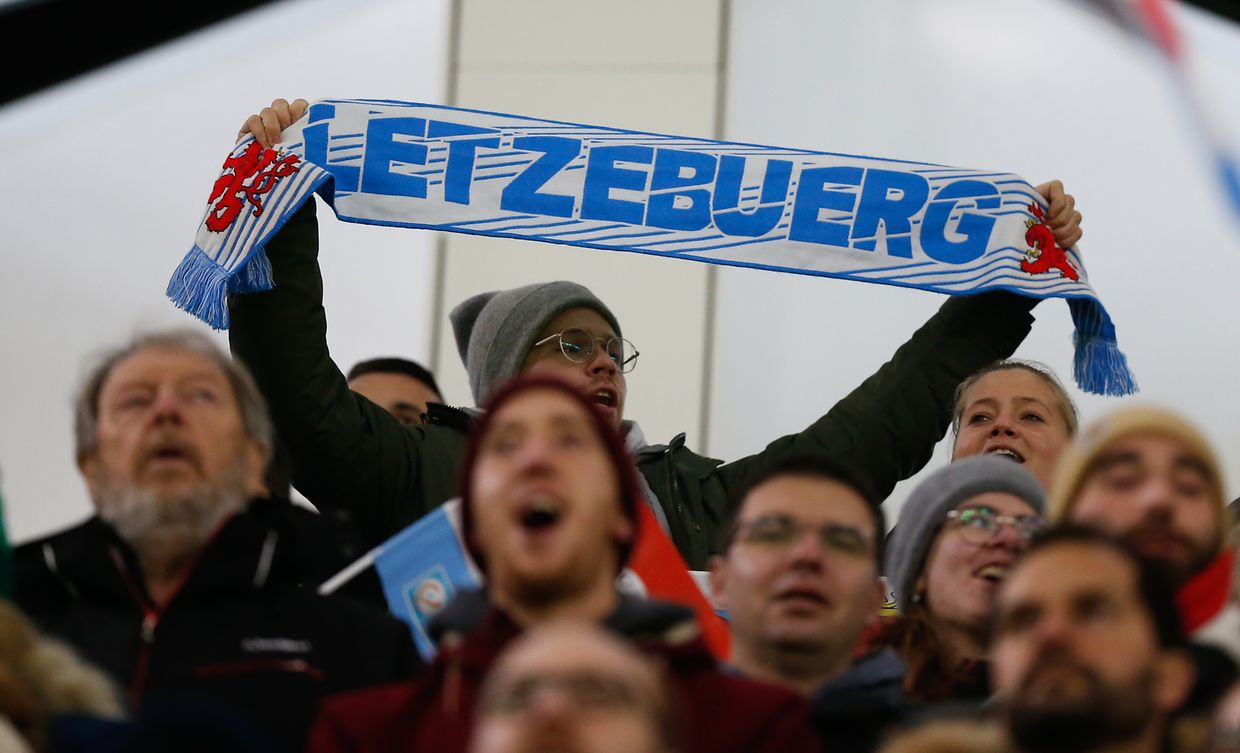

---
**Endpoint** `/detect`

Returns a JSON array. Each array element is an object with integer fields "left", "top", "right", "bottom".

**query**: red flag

[
  {"left": 1176, "top": 548, "right": 1233, "bottom": 635},
  {"left": 626, "top": 503, "right": 731, "bottom": 659}
]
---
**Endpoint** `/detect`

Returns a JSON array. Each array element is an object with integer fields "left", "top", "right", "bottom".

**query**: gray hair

[
  {"left": 951, "top": 358, "right": 1079, "bottom": 440},
  {"left": 73, "top": 329, "right": 273, "bottom": 461}
]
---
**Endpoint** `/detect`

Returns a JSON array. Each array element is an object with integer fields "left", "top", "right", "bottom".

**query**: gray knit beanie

[
  {"left": 884, "top": 455, "right": 1045, "bottom": 613},
  {"left": 449, "top": 281, "right": 622, "bottom": 405}
]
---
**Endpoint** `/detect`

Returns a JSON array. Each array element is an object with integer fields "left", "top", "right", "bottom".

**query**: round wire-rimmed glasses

[{"left": 532, "top": 327, "right": 640, "bottom": 373}]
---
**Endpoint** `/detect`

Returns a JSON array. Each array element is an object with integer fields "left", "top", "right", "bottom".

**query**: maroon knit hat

[{"left": 457, "top": 375, "right": 642, "bottom": 575}]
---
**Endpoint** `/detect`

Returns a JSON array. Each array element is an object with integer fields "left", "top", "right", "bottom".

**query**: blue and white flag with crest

[{"left": 369, "top": 501, "right": 482, "bottom": 661}]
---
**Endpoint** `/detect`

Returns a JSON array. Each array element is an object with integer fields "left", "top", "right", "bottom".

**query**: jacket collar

[
  {"left": 432, "top": 587, "right": 698, "bottom": 635},
  {"left": 37, "top": 505, "right": 282, "bottom": 611},
  {"left": 813, "top": 649, "right": 906, "bottom": 708},
  {"left": 429, "top": 588, "right": 709, "bottom": 670}
]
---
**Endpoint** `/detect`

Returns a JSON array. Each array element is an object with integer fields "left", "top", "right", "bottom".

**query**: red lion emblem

[
  {"left": 204, "top": 142, "right": 302, "bottom": 233},
  {"left": 1020, "top": 202, "right": 1079, "bottom": 281}
]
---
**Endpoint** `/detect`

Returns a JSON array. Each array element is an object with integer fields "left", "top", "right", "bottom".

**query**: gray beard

[{"left": 96, "top": 467, "right": 248, "bottom": 584}]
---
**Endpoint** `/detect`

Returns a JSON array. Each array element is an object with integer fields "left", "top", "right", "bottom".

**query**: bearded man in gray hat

[{"left": 227, "top": 98, "right": 1085, "bottom": 569}]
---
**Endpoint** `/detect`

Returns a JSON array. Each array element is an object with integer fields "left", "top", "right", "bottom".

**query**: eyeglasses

[
  {"left": 481, "top": 670, "right": 643, "bottom": 716},
  {"left": 532, "top": 328, "right": 639, "bottom": 373},
  {"left": 945, "top": 506, "right": 1044, "bottom": 544},
  {"left": 737, "top": 514, "right": 873, "bottom": 557}
]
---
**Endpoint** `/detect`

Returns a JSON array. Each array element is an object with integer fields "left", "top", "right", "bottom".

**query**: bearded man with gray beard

[{"left": 13, "top": 330, "right": 416, "bottom": 753}]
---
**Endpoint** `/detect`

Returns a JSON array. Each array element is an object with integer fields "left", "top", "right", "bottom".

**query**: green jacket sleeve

[
  {"left": 227, "top": 199, "right": 465, "bottom": 545},
  {"left": 712, "top": 292, "right": 1038, "bottom": 503}
]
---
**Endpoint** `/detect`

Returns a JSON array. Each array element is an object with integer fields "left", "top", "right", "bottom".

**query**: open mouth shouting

[
  {"left": 585, "top": 385, "right": 620, "bottom": 423},
  {"left": 975, "top": 563, "right": 1011, "bottom": 583},
  {"left": 985, "top": 445, "right": 1025, "bottom": 464},
  {"left": 515, "top": 495, "right": 566, "bottom": 544},
  {"left": 520, "top": 497, "right": 561, "bottom": 528},
  {"left": 140, "top": 437, "right": 199, "bottom": 475}
]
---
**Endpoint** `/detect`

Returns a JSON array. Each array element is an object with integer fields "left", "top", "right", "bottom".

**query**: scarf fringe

[
  {"left": 166, "top": 245, "right": 273, "bottom": 330},
  {"left": 230, "top": 249, "right": 274, "bottom": 296},
  {"left": 1070, "top": 298, "right": 1139, "bottom": 396},
  {"left": 1073, "top": 333, "right": 1139, "bottom": 396}
]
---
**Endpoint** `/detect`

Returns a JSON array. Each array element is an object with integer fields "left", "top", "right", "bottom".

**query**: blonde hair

[{"left": 952, "top": 359, "right": 1079, "bottom": 440}]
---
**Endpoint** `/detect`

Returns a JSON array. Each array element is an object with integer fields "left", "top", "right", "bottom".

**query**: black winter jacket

[{"left": 14, "top": 504, "right": 418, "bottom": 753}]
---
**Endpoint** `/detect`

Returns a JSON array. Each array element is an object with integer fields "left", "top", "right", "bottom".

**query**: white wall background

[
  {"left": 0, "top": 0, "right": 449, "bottom": 541},
  {"left": 429, "top": 0, "right": 723, "bottom": 451},
  {"left": 712, "top": 0, "right": 1240, "bottom": 522}
]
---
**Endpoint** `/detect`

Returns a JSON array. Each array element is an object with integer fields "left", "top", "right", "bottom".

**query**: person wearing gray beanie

[
  {"left": 450, "top": 281, "right": 623, "bottom": 407},
  {"left": 876, "top": 455, "right": 1045, "bottom": 703},
  {"left": 886, "top": 456, "right": 1046, "bottom": 613}
]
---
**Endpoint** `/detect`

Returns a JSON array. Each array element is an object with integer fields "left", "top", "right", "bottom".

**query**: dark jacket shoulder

[
  {"left": 14, "top": 508, "right": 418, "bottom": 753},
  {"left": 811, "top": 650, "right": 910, "bottom": 753}
]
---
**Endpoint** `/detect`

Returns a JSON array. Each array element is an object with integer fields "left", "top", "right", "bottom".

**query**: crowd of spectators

[{"left": 0, "top": 96, "right": 1234, "bottom": 753}]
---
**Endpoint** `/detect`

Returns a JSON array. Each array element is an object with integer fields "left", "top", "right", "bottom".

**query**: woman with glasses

[{"left": 877, "top": 455, "right": 1046, "bottom": 703}]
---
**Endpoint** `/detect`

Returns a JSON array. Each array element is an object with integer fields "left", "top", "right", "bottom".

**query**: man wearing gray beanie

[{"left": 225, "top": 119, "right": 1084, "bottom": 569}]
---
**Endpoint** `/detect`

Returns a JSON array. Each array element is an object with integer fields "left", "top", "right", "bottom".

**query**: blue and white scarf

[{"left": 168, "top": 98, "right": 1136, "bottom": 395}]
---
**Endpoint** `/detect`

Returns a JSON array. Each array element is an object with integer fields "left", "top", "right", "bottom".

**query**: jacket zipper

[
  {"left": 108, "top": 547, "right": 192, "bottom": 711},
  {"left": 107, "top": 515, "right": 245, "bottom": 711},
  {"left": 129, "top": 610, "right": 158, "bottom": 709},
  {"left": 664, "top": 444, "right": 694, "bottom": 536},
  {"left": 111, "top": 545, "right": 159, "bottom": 711}
]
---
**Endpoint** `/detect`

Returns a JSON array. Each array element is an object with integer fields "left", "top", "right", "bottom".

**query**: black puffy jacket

[{"left": 14, "top": 503, "right": 418, "bottom": 753}]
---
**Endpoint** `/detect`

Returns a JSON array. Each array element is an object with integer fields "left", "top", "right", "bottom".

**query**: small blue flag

[{"left": 372, "top": 502, "right": 482, "bottom": 660}]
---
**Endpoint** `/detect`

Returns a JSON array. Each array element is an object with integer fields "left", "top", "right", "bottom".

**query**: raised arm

[
  {"left": 714, "top": 180, "right": 1083, "bottom": 501},
  {"left": 227, "top": 99, "right": 465, "bottom": 544}
]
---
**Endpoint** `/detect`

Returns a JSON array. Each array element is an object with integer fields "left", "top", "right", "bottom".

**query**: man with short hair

[
  {"left": 229, "top": 98, "right": 1084, "bottom": 566},
  {"left": 468, "top": 621, "right": 678, "bottom": 753},
  {"left": 709, "top": 455, "right": 902, "bottom": 753},
  {"left": 347, "top": 357, "right": 444, "bottom": 426},
  {"left": 306, "top": 378, "right": 818, "bottom": 753},
  {"left": 1049, "top": 406, "right": 1240, "bottom": 659},
  {"left": 989, "top": 526, "right": 1196, "bottom": 753},
  {"left": 13, "top": 330, "right": 416, "bottom": 753}
]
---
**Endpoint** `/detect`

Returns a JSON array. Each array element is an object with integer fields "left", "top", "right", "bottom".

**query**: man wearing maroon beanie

[{"left": 307, "top": 376, "right": 817, "bottom": 753}]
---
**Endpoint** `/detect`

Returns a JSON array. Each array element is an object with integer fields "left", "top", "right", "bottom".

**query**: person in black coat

[{"left": 14, "top": 330, "right": 417, "bottom": 753}]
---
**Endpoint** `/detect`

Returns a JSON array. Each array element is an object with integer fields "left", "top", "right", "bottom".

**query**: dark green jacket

[{"left": 229, "top": 201, "right": 1037, "bottom": 569}]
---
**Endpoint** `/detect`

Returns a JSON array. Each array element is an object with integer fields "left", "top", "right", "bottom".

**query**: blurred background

[{"left": 1, "top": 0, "right": 1237, "bottom": 542}]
